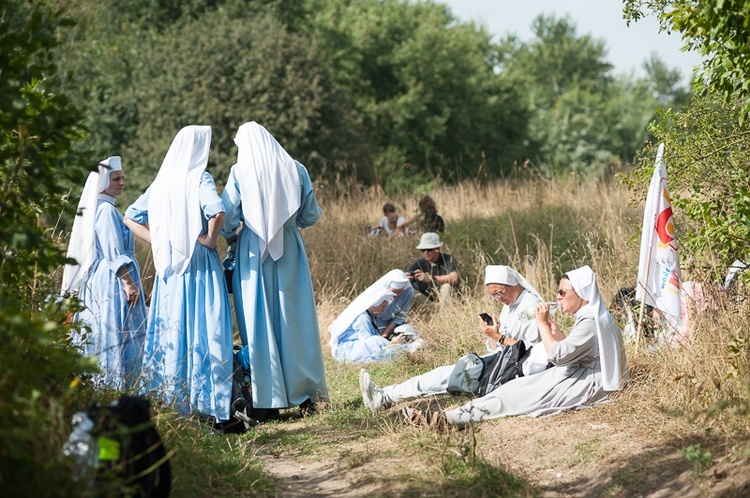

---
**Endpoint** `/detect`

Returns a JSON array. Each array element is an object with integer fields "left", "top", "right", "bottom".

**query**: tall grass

[
  {"left": 51, "top": 175, "right": 748, "bottom": 496},
  {"left": 311, "top": 175, "right": 750, "bottom": 435}
]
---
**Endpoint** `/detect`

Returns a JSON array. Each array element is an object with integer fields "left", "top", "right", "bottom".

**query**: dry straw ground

[{"left": 160, "top": 176, "right": 750, "bottom": 497}]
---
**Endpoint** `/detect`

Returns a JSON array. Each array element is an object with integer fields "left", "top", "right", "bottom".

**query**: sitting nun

[
  {"left": 402, "top": 265, "right": 628, "bottom": 428},
  {"left": 371, "top": 269, "right": 415, "bottom": 340},
  {"left": 329, "top": 284, "right": 423, "bottom": 363},
  {"left": 62, "top": 156, "right": 147, "bottom": 390},
  {"left": 124, "top": 126, "right": 234, "bottom": 424}
]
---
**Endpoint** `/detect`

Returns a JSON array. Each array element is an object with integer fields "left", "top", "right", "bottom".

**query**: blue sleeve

[
  {"left": 349, "top": 312, "right": 380, "bottom": 340},
  {"left": 391, "top": 287, "right": 413, "bottom": 325},
  {"left": 199, "top": 171, "right": 225, "bottom": 220},
  {"left": 96, "top": 203, "right": 133, "bottom": 273},
  {"left": 295, "top": 162, "right": 322, "bottom": 229},
  {"left": 220, "top": 166, "right": 242, "bottom": 237},
  {"left": 125, "top": 187, "right": 151, "bottom": 224}
]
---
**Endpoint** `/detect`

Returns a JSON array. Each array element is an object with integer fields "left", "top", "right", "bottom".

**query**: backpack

[
  {"left": 476, "top": 341, "right": 531, "bottom": 397},
  {"left": 211, "top": 356, "right": 260, "bottom": 434},
  {"left": 64, "top": 395, "right": 171, "bottom": 498},
  {"left": 446, "top": 353, "right": 486, "bottom": 393}
]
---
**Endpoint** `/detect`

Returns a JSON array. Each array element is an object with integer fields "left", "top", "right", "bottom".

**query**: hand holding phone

[{"left": 479, "top": 312, "right": 493, "bottom": 326}]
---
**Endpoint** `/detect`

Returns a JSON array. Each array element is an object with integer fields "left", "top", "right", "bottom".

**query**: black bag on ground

[
  {"left": 85, "top": 395, "right": 171, "bottom": 498},
  {"left": 476, "top": 341, "right": 531, "bottom": 397},
  {"left": 211, "top": 356, "right": 260, "bottom": 434}
]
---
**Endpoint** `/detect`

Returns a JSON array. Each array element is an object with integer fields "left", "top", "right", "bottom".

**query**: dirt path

[{"left": 258, "top": 404, "right": 750, "bottom": 497}]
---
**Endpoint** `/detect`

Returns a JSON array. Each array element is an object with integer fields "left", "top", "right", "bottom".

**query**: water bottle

[
  {"left": 518, "top": 302, "right": 559, "bottom": 321},
  {"left": 223, "top": 242, "right": 236, "bottom": 271}
]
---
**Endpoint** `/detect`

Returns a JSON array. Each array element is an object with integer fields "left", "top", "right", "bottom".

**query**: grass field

[{"left": 120, "top": 175, "right": 750, "bottom": 496}]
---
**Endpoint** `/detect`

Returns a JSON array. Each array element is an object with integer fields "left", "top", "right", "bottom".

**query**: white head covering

[
  {"left": 60, "top": 157, "right": 122, "bottom": 295},
  {"left": 233, "top": 121, "right": 301, "bottom": 262},
  {"left": 328, "top": 284, "right": 395, "bottom": 356},
  {"left": 377, "top": 269, "right": 410, "bottom": 290},
  {"left": 566, "top": 265, "right": 628, "bottom": 391},
  {"left": 148, "top": 126, "right": 211, "bottom": 277},
  {"left": 484, "top": 265, "right": 544, "bottom": 302}
]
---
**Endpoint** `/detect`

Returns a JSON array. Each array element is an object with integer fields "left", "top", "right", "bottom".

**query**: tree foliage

[
  {"left": 625, "top": 0, "right": 750, "bottom": 121},
  {"left": 0, "top": 0, "right": 96, "bottom": 494},
  {"left": 503, "top": 15, "right": 671, "bottom": 174},
  {"left": 623, "top": 1, "right": 750, "bottom": 270},
  {"left": 52, "top": 1, "right": 690, "bottom": 196}
]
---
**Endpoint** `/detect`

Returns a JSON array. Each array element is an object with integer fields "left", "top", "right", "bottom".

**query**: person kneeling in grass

[{"left": 400, "top": 265, "right": 628, "bottom": 429}]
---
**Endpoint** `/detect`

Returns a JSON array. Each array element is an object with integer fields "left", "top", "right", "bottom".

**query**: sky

[{"left": 438, "top": 0, "right": 703, "bottom": 85}]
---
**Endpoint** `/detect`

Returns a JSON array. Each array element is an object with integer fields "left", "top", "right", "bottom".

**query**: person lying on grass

[
  {"left": 360, "top": 265, "right": 547, "bottom": 414},
  {"left": 399, "top": 265, "right": 628, "bottom": 429}
]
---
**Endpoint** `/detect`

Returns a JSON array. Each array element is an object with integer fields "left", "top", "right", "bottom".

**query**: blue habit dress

[
  {"left": 126, "top": 172, "right": 234, "bottom": 422},
  {"left": 223, "top": 161, "right": 328, "bottom": 409},
  {"left": 74, "top": 194, "right": 148, "bottom": 390}
]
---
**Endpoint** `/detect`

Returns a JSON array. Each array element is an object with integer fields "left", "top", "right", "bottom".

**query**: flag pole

[{"left": 635, "top": 242, "right": 653, "bottom": 352}]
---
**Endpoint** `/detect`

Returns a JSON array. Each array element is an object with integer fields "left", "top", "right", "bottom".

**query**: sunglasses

[
  {"left": 422, "top": 248, "right": 436, "bottom": 253},
  {"left": 557, "top": 288, "right": 573, "bottom": 298}
]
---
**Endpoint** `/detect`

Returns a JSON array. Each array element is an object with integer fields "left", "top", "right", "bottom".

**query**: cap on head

[
  {"left": 97, "top": 156, "right": 123, "bottom": 192},
  {"left": 416, "top": 232, "right": 444, "bottom": 250},
  {"left": 484, "top": 265, "right": 519, "bottom": 286}
]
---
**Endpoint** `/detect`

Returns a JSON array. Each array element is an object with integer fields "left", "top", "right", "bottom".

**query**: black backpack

[
  {"left": 84, "top": 395, "right": 171, "bottom": 498},
  {"left": 476, "top": 341, "right": 531, "bottom": 397},
  {"left": 211, "top": 356, "right": 261, "bottom": 434}
]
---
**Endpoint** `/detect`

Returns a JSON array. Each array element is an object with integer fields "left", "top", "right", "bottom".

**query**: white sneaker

[{"left": 359, "top": 368, "right": 389, "bottom": 415}]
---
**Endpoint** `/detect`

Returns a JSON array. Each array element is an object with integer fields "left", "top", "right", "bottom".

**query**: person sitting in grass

[
  {"left": 360, "top": 265, "right": 545, "bottom": 414},
  {"left": 367, "top": 203, "right": 407, "bottom": 239},
  {"left": 398, "top": 265, "right": 628, "bottom": 429},
  {"left": 406, "top": 232, "right": 460, "bottom": 306},
  {"left": 371, "top": 269, "right": 415, "bottom": 340},
  {"left": 329, "top": 284, "right": 423, "bottom": 363}
]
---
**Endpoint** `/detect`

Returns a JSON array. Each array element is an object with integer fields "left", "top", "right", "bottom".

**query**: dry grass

[{"left": 310, "top": 176, "right": 750, "bottom": 436}]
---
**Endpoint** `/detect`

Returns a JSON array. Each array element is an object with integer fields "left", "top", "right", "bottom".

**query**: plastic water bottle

[{"left": 519, "top": 302, "right": 559, "bottom": 321}]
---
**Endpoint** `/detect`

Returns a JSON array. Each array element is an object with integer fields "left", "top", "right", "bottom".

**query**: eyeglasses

[
  {"left": 557, "top": 288, "right": 573, "bottom": 298},
  {"left": 491, "top": 286, "right": 506, "bottom": 300},
  {"left": 422, "top": 248, "right": 436, "bottom": 253}
]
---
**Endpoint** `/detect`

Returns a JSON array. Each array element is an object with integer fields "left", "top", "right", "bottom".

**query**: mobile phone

[{"left": 479, "top": 312, "right": 493, "bottom": 325}]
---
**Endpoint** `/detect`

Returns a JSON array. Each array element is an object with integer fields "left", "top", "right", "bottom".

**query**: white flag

[{"left": 636, "top": 143, "right": 682, "bottom": 330}]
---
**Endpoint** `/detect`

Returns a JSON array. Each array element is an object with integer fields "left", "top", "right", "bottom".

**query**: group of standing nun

[{"left": 62, "top": 122, "right": 328, "bottom": 424}]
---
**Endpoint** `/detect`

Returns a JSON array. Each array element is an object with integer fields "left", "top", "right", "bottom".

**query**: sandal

[{"left": 400, "top": 407, "right": 449, "bottom": 431}]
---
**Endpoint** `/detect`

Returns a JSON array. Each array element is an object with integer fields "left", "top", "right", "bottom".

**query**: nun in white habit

[
  {"left": 222, "top": 121, "right": 327, "bottom": 410},
  {"left": 437, "top": 265, "right": 628, "bottom": 427},
  {"left": 125, "top": 126, "right": 234, "bottom": 422},
  {"left": 329, "top": 285, "right": 418, "bottom": 363},
  {"left": 63, "top": 156, "right": 147, "bottom": 390}
]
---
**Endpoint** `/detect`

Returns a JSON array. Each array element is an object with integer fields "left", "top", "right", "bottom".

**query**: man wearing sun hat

[{"left": 406, "top": 232, "right": 460, "bottom": 305}]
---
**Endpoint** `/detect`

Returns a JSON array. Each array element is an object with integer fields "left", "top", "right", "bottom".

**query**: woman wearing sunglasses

[{"left": 403, "top": 265, "right": 628, "bottom": 429}]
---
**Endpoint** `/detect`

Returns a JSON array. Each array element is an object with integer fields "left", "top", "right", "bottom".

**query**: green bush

[{"left": 0, "top": 0, "right": 96, "bottom": 494}]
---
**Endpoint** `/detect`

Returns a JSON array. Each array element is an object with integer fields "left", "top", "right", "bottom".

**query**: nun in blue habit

[
  {"left": 62, "top": 156, "right": 147, "bottom": 390},
  {"left": 222, "top": 121, "right": 328, "bottom": 410},
  {"left": 124, "top": 126, "right": 234, "bottom": 422}
]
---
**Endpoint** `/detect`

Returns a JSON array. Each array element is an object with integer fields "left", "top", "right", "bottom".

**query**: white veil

[
  {"left": 566, "top": 265, "right": 627, "bottom": 391},
  {"left": 233, "top": 122, "right": 301, "bottom": 262},
  {"left": 148, "top": 126, "right": 211, "bottom": 277},
  {"left": 61, "top": 156, "right": 122, "bottom": 295}
]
